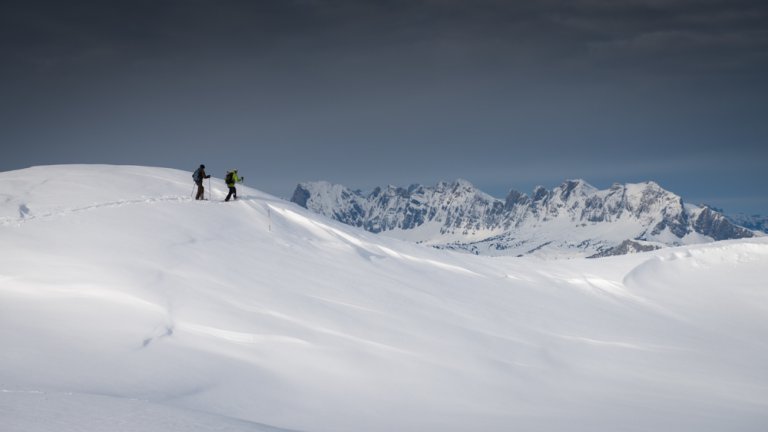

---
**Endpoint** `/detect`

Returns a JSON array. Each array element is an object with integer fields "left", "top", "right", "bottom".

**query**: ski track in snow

[{"left": 0, "top": 195, "right": 196, "bottom": 226}]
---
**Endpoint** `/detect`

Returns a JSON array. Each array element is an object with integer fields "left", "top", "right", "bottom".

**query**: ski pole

[
  {"left": 208, "top": 177, "right": 212, "bottom": 200},
  {"left": 191, "top": 184, "right": 195, "bottom": 199}
]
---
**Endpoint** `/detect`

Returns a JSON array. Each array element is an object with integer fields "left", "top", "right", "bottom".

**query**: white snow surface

[{"left": 2, "top": 165, "right": 768, "bottom": 432}]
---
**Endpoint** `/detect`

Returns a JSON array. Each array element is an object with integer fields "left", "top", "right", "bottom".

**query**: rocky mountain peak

[
  {"left": 532, "top": 186, "right": 550, "bottom": 202},
  {"left": 504, "top": 189, "right": 530, "bottom": 208}
]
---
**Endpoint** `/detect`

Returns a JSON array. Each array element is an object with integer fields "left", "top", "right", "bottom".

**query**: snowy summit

[{"left": 2, "top": 165, "right": 768, "bottom": 432}]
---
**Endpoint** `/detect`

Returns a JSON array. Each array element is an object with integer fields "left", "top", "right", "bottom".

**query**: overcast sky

[{"left": 1, "top": 0, "right": 766, "bottom": 214}]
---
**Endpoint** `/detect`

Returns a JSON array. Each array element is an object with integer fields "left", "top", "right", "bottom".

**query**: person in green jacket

[{"left": 225, "top": 169, "right": 244, "bottom": 202}]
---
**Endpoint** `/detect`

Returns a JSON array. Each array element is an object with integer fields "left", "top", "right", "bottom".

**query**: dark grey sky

[{"left": 2, "top": 0, "right": 767, "bottom": 214}]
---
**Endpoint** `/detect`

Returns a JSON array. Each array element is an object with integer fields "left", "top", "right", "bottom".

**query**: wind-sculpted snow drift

[
  {"left": 1, "top": 165, "right": 768, "bottom": 432},
  {"left": 292, "top": 179, "right": 755, "bottom": 257}
]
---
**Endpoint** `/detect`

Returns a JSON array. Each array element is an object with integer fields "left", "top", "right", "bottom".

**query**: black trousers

[{"left": 225, "top": 186, "right": 237, "bottom": 201}]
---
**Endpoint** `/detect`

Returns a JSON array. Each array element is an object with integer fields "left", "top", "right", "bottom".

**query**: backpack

[
  {"left": 225, "top": 171, "right": 234, "bottom": 184},
  {"left": 193, "top": 168, "right": 202, "bottom": 182}
]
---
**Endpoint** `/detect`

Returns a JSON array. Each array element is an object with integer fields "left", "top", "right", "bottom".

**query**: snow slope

[{"left": 2, "top": 165, "right": 768, "bottom": 431}]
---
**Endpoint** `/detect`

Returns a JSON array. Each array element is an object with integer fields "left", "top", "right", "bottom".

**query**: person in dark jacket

[
  {"left": 192, "top": 164, "right": 211, "bottom": 200},
  {"left": 225, "top": 169, "right": 244, "bottom": 202}
]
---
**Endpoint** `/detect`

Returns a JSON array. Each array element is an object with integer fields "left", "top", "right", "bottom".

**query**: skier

[
  {"left": 225, "top": 169, "right": 244, "bottom": 202},
  {"left": 192, "top": 164, "right": 211, "bottom": 200}
]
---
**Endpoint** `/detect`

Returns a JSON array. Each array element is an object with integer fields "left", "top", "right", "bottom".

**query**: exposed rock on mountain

[
  {"left": 727, "top": 213, "right": 768, "bottom": 234},
  {"left": 291, "top": 179, "right": 755, "bottom": 258},
  {"left": 587, "top": 240, "right": 662, "bottom": 259}
]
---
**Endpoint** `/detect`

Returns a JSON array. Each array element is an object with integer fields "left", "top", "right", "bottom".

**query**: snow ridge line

[{"left": 0, "top": 195, "right": 193, "bottom": 226}]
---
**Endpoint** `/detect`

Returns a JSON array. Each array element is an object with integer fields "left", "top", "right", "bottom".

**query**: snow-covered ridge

[
  {"left": 727, "top": 212, "right": 768, "bottom": 233},
  {"left": 2, "top": 165, "right": 768, "bottom": 432},
  {"left": 292, "top": 178, "right": 755, "bottom": 258}
]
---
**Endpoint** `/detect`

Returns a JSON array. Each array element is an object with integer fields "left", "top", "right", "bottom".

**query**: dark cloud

[
  {"left": 3, "top": 0, "right": 765, "bottom": 82},
  {"left": 1, "top": 0, "right": 766, "bottom": 213}
]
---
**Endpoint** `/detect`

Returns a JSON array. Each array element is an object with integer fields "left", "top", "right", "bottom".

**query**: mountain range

[{"left": 291, "top": 179, "right": 756, "bottom": 258}]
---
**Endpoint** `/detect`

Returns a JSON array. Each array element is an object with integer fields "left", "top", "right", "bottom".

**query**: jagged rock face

[
  {"left": 727, "top": 213, "right": 768, "bottom": 234},
  {"left": 588, "top": 240, "right": 662, "bottom": 259},
  {"left": 291, "top": 179, "right": 754, "bottom": 258},
  {"left": 693, "top": 207, "right": 755, "bottom": 241}
]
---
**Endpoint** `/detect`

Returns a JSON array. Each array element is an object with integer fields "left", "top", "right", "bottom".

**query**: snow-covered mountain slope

[
  {"left": 292, "top": 179, "right": 755, "bottom": 258},
  {"left": 729, "top": 212, "right": 768, "bottom": 234},
  {"left": 2, "top": 165, "right": 768, "bottom": 432}
]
